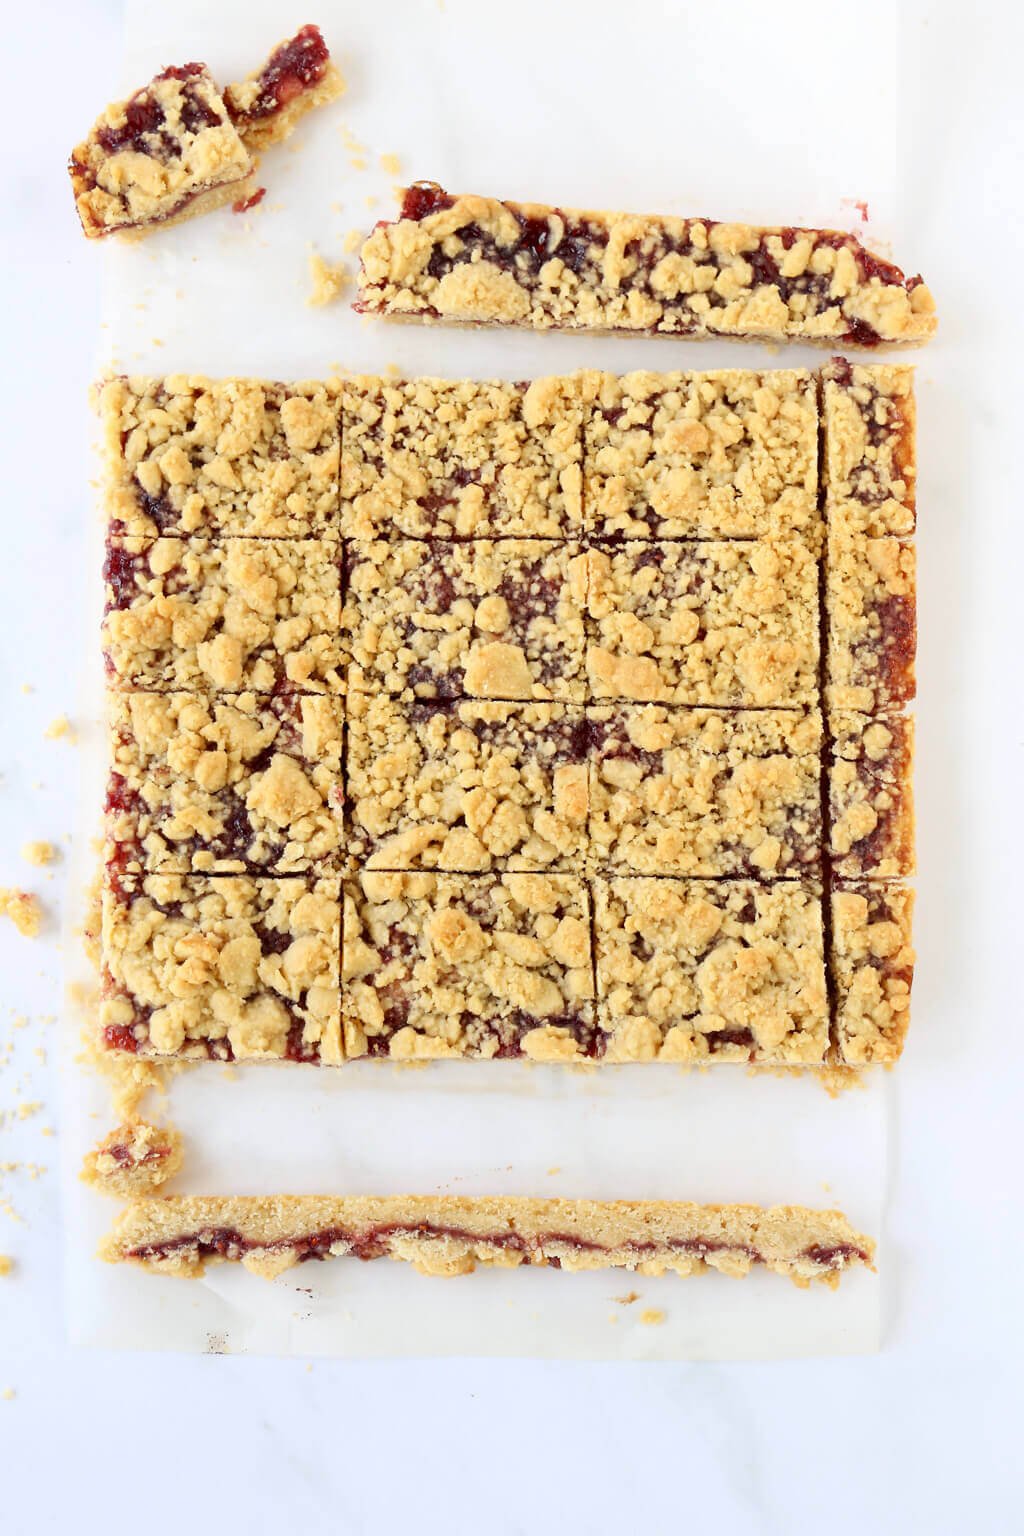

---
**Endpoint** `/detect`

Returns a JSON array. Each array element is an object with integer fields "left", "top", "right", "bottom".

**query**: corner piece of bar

[
  {"left": 225, "top": 25, "right": 344, "bottom": 153},
  {"left": 829, "top": 711, "right": 915, "bottom": 879},
  {"left": 822, "top": 358, "right": 916, "bottom": 535},
  {"left": 99, "top": 1194, "right": 875, "bottom": 1286},
  {"left": 355, "top": 183, "right": 936, "bottom": 348},
  {"left": 831, "top": 883, "right": 915, "bottom": 1064}
]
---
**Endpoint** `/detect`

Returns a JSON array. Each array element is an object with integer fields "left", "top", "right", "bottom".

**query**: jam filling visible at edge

[{"left": 228, "top": 24, "right": 331, "bottom": 123}]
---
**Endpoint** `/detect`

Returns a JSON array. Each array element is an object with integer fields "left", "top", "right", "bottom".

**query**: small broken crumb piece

[
  {"left": 640, "top": 1308, "right": 666, "bottom": 1326},
  {"left": 81, "top": 1121, "right": 184, "bottom": 1198},
  {"left": 225, "top": 25, "right": 344, "bottom": 153},
  {"left": 0, "top": 890, "right": 43, "bottom": 938},
  {"left": 308, "top": 252, "right": 349, "bottom": 307},
  {"left": 0, "top": 1255, "right": 12, "bottom": 1278},
  {"left": 614, "top": 1290, "right": 640, "bottom": 1305},
  {"left": 343, "top": 228, "right": 362, "bottom": 254},
  {"left": 22, "top": 842, "right": 56, "bottom": 868},
  {"left": 380, "top": 153, "right": 402, "bottom": 176},
  {"left": 45, "top": 715, "right": 75, "bottom": 741}
]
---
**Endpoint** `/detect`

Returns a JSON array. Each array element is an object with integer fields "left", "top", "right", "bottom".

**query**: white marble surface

[{"left": 1, "top": 0, "right": 1021, "bottom": 1528}]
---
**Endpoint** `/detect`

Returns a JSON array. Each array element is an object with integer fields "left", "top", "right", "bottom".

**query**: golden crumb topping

[{"left": 831, "top": 884, "right": 915, "bottom": 1064}]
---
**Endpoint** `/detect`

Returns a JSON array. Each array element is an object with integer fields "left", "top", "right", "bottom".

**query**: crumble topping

[
  {"left": 225, "top": 25, "right": 344, "bottom": 153},
  {"left": 829, "top": 711, "right": 915, "bottom": 879},
  {"left": 69, "top": 65, "right": 254, "bottom": 239},
  {"left": 341, "top": 375, "right": 585, "bottom": 538},
  {"left": 345, "top": 538, "right": 587, "bottom": 702},
  {"left": 825, "top": 533, "right": 916, "bottom": 712},
  {"left": 587, "top": 539, "right": 819, "bottom": 706},
  {"left": 101, "top": 872, "right": 342, "bottom": 1063},
  {"left": 81, "top": 1120, "right": 184, "bottom": 1197},
  {"left": 343, "top": 871, "right": 596, "bottom": 1059},
  {"left": 99, "top": 375, "right": 341, "bottom": 538},
  {"left": 583, "top": 368, "right": 819, "bottom": 539},
  {"left": 822, "top": 359, "right": 916, "bottom": 535},
  {"left": 831, "top": 884, "right": 915, "bottom": 1064},
  {"left": 356, "top": 185, "right": 936, "bottom": 347},
  {"left": 103, "top": 536, "right": 343, "bottom": 693},
  {"left": 594, "top": 878, "right": 828, "bottom": 1063},
  {"left": 347, "top": 696, "right": 588, "bottom": 871},
  {"left": 590, "top": 706, "right": 822, "bottom": 877},
  {"left": 106, "top": 691, "right": 343, "bottom": 874}
]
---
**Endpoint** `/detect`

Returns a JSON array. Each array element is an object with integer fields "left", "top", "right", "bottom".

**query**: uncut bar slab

[
  {"left": 106, "top": 691, "right": 343, "bottom": 875},
  {"left": 100, "top": 871, "right": 341, "bottom": 1064},
  {"left": 594, "top": 878, "right": 828, "bottom": 1063},
  {"left": 99, "top": 375, "right": 340, "bottom": 538},
  {"left": 584, "top": 368, "right": 819, "bottom": 540},
  {"left": 590, "top": 706, "right": 822, "bottom": 877},
  {"left": 825, "top": 533, "right": 916, "bottom": 712},
  {"left": 822, "top": 359, "right": 916, "bottom": 536},
  {"left": 102, "top": 536, "right": 343, "bottom": 694},
  {"left": 341, "top": 375, "right": 584, "bottom": 538},
  {"left": 345, "top": 539, "right": 587, "bottom": 702},
  {"left": 356, "top": 183, "right": 935, "bottom": 347},
  {"left": 587, "top": 539, "right": 819, "bottom": 706},
  {"left": 347, "top": 695, "right": 588, "bottom": 871},
  {"left": 829, "top": 711, "right": 915, "bottom": 879},
  {"left": 831, "top": 884, "right": 915, "bottom": 1064},
  {"left": 101, "top": 1194, "right": 875, "bottom": 1286},
  {"left": 343, "top": 871, "right": 595, "bottom": 1060}
]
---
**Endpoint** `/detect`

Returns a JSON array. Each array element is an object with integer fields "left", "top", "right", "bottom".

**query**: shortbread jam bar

[
  {"left": 343, "top": 871, "right": 596, "bottom": 1060},
  {"left": 589, "top": 706, "right": 822, "bottom": 877},
  {"left": 224, "top": 25, "right": 344, "bottom": 152},
  {"left": 99, "top": 375, "right": 340, "bottom": 538},
  {"left": 831, "top": 884, "right": 915, "bottom": 1064},
  {"left": 347, "top": 695, "right": 588, "bottom": 871},
  {"left": 100, "top": 871, "right": 342, "bottom": 1064},
  {"left": 102, "top": 536, "right": 343, "bottom": 693},
  {"left": 829, "top": 711, "right": 915, "bottom": 880},
  {"left": 106, "top": 691, "right": 343, "bottom": 875},
  {"left": 345, "top": 539, "right": 587, "bottom": 702},
  {"left": 341, "top": 375, "right": 585, "bottom": 539},
  {"left": 81, "top": 1121, "right": 184, "bottom": 1198},
  {"left": 594, "top": 878, "right": 828, "bottom": 1063},
  {"left": 101, "top": 1194, "right": 875, "bottom": 1285},
  {"left": 583, "top": 368, "right": 819, "bottom": 540},
  {"left": 587, "top": 539, "right": 819, "bottom": 706},
  {"left": 825, "top": 533, "right": 916, "bottom": 713},
  {"left": 69, "top": 64, "right": 255, "bottom": 239},
  {"left": 355, "top": 183, "right": 936, "bottom": 347},
  {"left": 822, "top": 358, "right": 916, "bottom": 536}
]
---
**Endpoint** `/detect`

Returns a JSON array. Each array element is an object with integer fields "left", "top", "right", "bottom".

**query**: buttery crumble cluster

[{"left": 95, "top": 359, "right": 916, "bottom": 1067}]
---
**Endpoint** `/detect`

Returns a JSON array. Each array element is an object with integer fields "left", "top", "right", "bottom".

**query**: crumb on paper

[
  {"left": 0, "top": 1255, "right": 12, "bottom": 1277},
  {"left": 384, "top": 362, "right": 401, "bottom": 378},
  {"left": 820, "top": 1065, "right": 866, "bottom": 1099},
  {"left": 2, "top": 1388, "right": 14, "bottom": 1400},
  {"left": 0, "top": 890, "right": 43, "bottom": 938},
  {"left": 307, "top": 252, "right": 349, "bottom": 308},
  {"left": 614, "top": 1290, "right": 640, "bottom": 1306},
  {"left": 640, "top": 1308, "right": 666, "bottom": 1327},
  {"left": 546, "top": 1166, "right": 561, "bottom": 1177},
  {"left": 343, "top": 228, "right": 362, "bottom": 254},
  {"left": 44, "top": 715, "right": 75, "bottom": 742},
  {"left": 365, "top": 195, "right": 377, "bottom": 208},
  {"left": 21, "top": 842, "right": 56, "bottom": 868},
  {"left": 16, "top": 1103, "right": 42, "bottom": 1122},
  {"left": 380, "top": 153, "right": 401, "bottom": 176},
  {"left": 20, "top": 684, "right": 32, "bottom": 695}
]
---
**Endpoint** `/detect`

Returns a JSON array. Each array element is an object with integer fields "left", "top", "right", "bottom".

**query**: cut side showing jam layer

[{"left": 226, "top": 25, "right": 343, "bottom": 152}]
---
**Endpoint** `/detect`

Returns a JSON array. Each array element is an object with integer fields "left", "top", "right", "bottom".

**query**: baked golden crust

[
  {"left": 225, "top": 25, "right": 344, "bottom": 153},
  {"left": 356, "top": 185, "right": 936, "bottom": 347},
  {"left": 100, "top": 871, "right": 342, "bottom": 1064},
  {"left": 81, "top": 1121, "right": 184, "bottom": 1197},
  {"left": 345, "top": 538, "right": 588, "bottom": 702},
  {"left": 103, "top": 537, "right": 343, "bottom": 694},
  {"left": 594, "top": 878, "right": 828, "bottom": 1063},
  {"left": 342, "top": 870, "right": 596, "bottom": 1060},
  {"left": 341, "top": 375, "right": 585, "bottom": 538},
  {"left": 587, "top": 540, "right": 819, "bottom": 706},
  {"left": 829, "top": 711, "right": 915, "bottom": 879},
  {"left": 99, "top": 375, "right": 340, "bottom": 538},
  {"left": 106, "top": 691, "right": 343, "bottom": 873},
  {"left": 831, "top": 884, "right": 915, "bottom": 1064},
  {"left": 822, "top": 359, "right": 916, "bottom": 536},
  {"left": 101, "top": 1193, "right": 875, "bottom": 1285},
  {"left": 69, "top": 65, "right": 254, "bottom": 240},
  {"left": 347, "top": 695, "right": 588, "bottom": 871},
  {"left": 583, "top": 368, "right": 819, "bottom": 539}
]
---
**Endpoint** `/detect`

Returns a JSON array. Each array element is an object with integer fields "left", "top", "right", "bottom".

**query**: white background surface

[{"left": 0, "top": 0, "right": 1021, "bottom": 1529}]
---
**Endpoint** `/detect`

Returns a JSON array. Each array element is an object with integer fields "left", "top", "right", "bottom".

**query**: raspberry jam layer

[{"left": 228, "top": 25, "right": 332, "bottom": 126}]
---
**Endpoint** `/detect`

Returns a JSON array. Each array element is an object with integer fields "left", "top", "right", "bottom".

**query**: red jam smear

[
  {"left": 94, "top": 65, "right": 222, "bottom": 161},
  {"left": 233, "top": 187, "right": 266, "bottom": 214},
  {"left": 231, "top": 24, "right": 332, "bottom": 122}
]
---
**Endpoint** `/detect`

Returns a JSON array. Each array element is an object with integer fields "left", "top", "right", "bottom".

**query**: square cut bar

[
  {"left": 356, "top": 184, "right": 936, "bottom": 347},
  {"left": 99, "top": 375, "right": 340, "bottom": 538},
  {"left": 583, "top": 368, "right": 819, "bottom": 540},
  {"left": 347, "top": 696, "right": 588, "bottom": 871},
  {"left": 343, "top": 871, "right": 596, "bottom": 1060},
  {"left": 224, "top": 25, "right": 344, "bottom": 152},
  {"left": 100, "top": 871, "right": 342, "bottom": 1064},
  {"left": 594, "top": 878, "right": 828, "bottom": 1063},
  {"left": 345, "top": 539, "right": 587, "bottom": 702},
  {"left": 341, "top": 375, "right": 584, "bottom": 538},
  {"left": 829, "top": 711, "right": 915, "bottom": 879},
  {"left": 822, "top": 359, "right": 916, "bottom": 535},
  {"left": 831, "top": 884, "right": 915, "bottom": 1065},
  {"left": 69, "top": 64, "right": 256, "bottom": 240},
  {"left": 106, "top": 691, "right": 343, "bottom": 875},
  {"left": 825, "top": 533, "right": 916, "bottom": 712},
  {"left": 101, "top": 1194, "right": 874, "bottom": 1286},
  {"left": 102, "top": 537, "right": 343, "bottom": 694},
  {"left": 587, "top": 539, "right": 819, "bottom": 706},
  {"left": 589, "top": 706, "right": 822, "bottom": 877}
]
